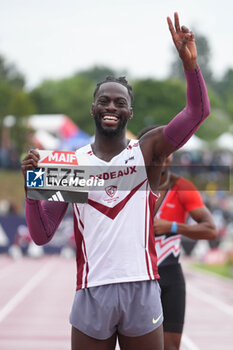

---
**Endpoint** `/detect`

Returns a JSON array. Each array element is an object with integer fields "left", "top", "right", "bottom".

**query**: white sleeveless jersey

[{"left": 73, "top": 140, "right": 159, "bottom": 290}]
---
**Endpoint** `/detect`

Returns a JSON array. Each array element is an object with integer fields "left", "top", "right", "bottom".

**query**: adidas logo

[{"left": 48, "top": 191, "right": 65, "bottom": 202}]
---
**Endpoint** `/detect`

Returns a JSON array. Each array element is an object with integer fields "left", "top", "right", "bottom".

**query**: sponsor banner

[
  {"left": 26, "top": 150, "right": 93, "bottom": 203},
  {"left": 38, "top": 150, "right": 79, "bottom": 166}
]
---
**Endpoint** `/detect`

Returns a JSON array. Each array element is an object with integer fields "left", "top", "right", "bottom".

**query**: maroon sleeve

[
  {"left": 163, "top": 66, "right": 210, "bottom": 149},
  {"left": 25, "top": 198, "right": 69, "bottom": 245}
]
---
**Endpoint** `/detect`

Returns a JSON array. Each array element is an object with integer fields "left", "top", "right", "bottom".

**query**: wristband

[{"left": 171, "top": 221, "right": 177, "bottom": 233}]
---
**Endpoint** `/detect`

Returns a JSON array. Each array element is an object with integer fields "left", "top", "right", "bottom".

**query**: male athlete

[
  {"left": 22, "top": 13, "right": 210, "bottom": 350},
  {"left": 153, "top": 153, "right": 217, "bottom": 350}
]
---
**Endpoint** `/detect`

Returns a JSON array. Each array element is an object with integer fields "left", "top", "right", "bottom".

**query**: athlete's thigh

[
  {"left": 160, "top": 264, "right": 185, "bottom": 333},
  {"left": 71, "top": 326, "right": 117, "bottom": 350},
  {"left": 164, "top": 331, "right": 182, "bottom": 350},
  {"left": 118, "top": 324, "right": 164, "bottom": 350}
]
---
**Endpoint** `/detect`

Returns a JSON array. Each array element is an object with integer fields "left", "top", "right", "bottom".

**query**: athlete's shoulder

[
  {"left": 126, "top": 139, "right": 139, "bottom": 150},
  {"left": 75, "top": 144, "right": 92, "bottom": 155},
  {"left": 175, "top": 176, "right": 198, "bottom": 192},
  {"left": 176, "top": 176, "right": 204, "bottom": 210}
]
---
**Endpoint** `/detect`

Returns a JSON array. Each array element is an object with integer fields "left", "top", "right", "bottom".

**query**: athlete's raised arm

[{"left": 140, "top": 12, "right": 210, "bottom": 165}]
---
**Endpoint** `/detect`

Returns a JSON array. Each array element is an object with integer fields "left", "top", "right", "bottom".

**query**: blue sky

[{"left": 0, "top": 0, "right": 232, "bottom": 88}]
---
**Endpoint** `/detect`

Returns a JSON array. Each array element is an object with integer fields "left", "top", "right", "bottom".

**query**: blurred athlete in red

[
  {"left": 140, "top": 127, "right": 217, "bottom": 350},
  {"left": 154, "top": 154, "right": 217, "bottom": 350}
]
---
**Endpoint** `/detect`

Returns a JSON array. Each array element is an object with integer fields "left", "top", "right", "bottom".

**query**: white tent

[
  {"left": 28, "top": 114, "right": 79, "bottom": 139},
  {"left": 178, "top": 134, "right": 207, "bottom": 152},
  {"left": 28, "top": 114, "right": 65, "bottom": 133},
  {"left": 28, "top": 114, "right": 91, "bottom": 150},
  {"left": 214, "top": 132, "right": 233, "bottom": 152},
  {"left": 33, "top": 130, "right": 60, "bottom": 150}
]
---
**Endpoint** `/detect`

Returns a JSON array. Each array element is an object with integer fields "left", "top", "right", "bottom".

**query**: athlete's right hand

[
  {"left": 21, "top": 149, "right": 40, "bottom": 181},
  {"left": 167, "top": 12, "right": 197, "bottom": 71},
  {"left": 153, "top": 219, "right": 172, "bottom": 235}
]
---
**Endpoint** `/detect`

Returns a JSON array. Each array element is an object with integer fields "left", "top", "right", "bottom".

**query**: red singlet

[{"left": 155, "top": 176, "right": 204, "bottom": 266}]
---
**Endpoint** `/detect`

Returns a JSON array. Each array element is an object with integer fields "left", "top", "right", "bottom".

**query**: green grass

[
  {"left": 0, "top": 170, "right": 25, "bottom": 212},
  {"left": 193, "top": 262, "right": 233, "bottom": 279}
]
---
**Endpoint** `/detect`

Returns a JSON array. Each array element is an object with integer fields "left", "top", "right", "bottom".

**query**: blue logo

[{"left": 26, "top": 169, "right": 45, "bottom": 188}]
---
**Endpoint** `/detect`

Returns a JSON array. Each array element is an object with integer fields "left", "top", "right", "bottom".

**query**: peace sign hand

[{"left": 167, "top": 12, "right": 198, "bottom": 70}]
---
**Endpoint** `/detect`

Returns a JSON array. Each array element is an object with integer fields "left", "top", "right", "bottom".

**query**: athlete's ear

[
  {"left": 91, "top": 104, "right": 94, "bottom": 117},
  {"left": 129, "top": 107, "right": 133, "bottom": 120}
]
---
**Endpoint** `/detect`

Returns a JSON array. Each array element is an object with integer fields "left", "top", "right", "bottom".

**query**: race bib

[{"left": 26, "top": 150, "right": 91, "bottom": 203}]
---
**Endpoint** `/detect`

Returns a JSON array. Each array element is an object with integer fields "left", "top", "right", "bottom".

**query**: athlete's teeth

[{"left": 103, "top": 116, "right": 118, "bottom": 120}]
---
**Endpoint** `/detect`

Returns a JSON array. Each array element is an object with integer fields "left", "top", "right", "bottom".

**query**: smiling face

[{"left": 91, "top": 82, "right": 133, "bottom": 136}]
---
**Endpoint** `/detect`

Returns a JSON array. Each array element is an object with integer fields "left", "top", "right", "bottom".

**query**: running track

[{"left": 0, "top": 255, "right": 232, "bottom": 350}]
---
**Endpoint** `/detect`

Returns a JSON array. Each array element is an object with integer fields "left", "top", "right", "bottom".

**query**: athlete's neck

[
  {"left": 92, "top": 133, "right": 130, "bottom": 162},
  {"left": 159, "top": 171, "right": 171, "bottom": 190}
]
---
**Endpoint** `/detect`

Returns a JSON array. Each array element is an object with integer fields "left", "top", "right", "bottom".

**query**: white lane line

[
  {"left": 0, "top": 263, "right": 54, "bottom": 323},
  {"left": 187, "top": 285, "right": 233, "bottom": 317},
  {"left": 182, "top": 333, "right": 201, "bottom": 350}
]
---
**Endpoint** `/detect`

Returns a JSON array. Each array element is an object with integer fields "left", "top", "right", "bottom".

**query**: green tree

[
  {"left": 0, "top": 53, "right": 35, "bottom": 120},
  {"left": 131, "top": 76, "right": 226, "bottom": 141},
  {"left": 77, "top": 65, "right": 123, "bottom": 83},
  {"left": 131, "top": 78, "right": 186, "bottom": 135},
  {"left": 215, "top": 68, "right": 233, "bottom": 119},
  {"left": 215, "top": 68, "right": 233, "bottom": 97},
  {"left": 30, "top": 75, "right": 96, "bottom": 134},
  {"left": 0, "top": 54, "right": 36, "bottom": 159},
  {"left": 0, "top": 55, "right": 25, "bottom": 89},
  {"left": 0, "top": 80, "right": 13, "bottom": 118}
]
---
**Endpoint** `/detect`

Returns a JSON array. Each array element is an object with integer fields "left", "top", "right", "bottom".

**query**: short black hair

[{"left": 93, "top": 76, "right": 134, "bottom": 105}]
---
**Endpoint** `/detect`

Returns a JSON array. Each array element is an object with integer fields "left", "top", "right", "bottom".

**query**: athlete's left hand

[
  {"left": 167, "top": 12, "right": 197, "bottom": 70},
  {"left": 153, "top": 219, "right": 173, "bottom": 235}
]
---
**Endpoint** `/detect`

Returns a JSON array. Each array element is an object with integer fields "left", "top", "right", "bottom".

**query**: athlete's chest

[
  {"left": 82, "top": 143, "right": 147, "bottom": 206},
  {"left": 155, "top": 190, "right": 185, "bottom": 221}
]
